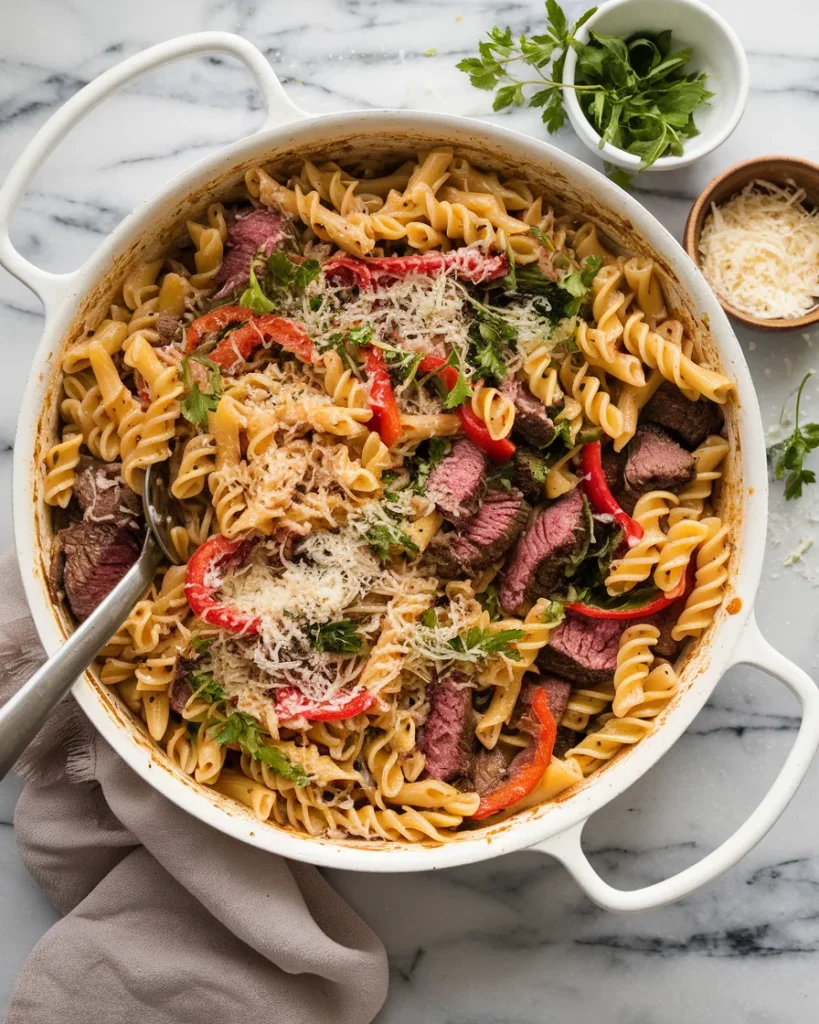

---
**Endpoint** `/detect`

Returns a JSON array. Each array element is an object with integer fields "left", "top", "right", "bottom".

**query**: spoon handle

[{"left": 0, "top": 534, "right": 164, "bottom": 780}]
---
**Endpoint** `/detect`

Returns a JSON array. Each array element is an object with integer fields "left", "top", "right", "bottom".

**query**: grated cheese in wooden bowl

[{"left": 698, "top": 179, "right": 819, "bottom": 320}]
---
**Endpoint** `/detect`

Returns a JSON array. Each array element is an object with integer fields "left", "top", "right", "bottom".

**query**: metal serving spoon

[{"left": 0, "top": 461, "right": 182, "bottom": 779}]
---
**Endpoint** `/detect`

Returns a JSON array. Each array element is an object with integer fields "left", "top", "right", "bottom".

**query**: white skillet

[{"left": 0, "top": 33, "right": 816, "bottom": 911}]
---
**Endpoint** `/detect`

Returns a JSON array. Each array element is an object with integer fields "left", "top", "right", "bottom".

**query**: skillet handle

[
  {"left": 0, "top": 32, "right": 305, "bottom": 313},
  {"left": 529, "top": 614, "right": 819, "bottom": 912}
]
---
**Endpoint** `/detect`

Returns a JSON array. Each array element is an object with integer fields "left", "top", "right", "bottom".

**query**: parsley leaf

[
  {"left": 309, "top": 619, "right": 363, "bottom": 654},
  {"left": 180, "top": 355, "right": 223, "bottom": 429},
  {"left": 559, "top": 255, "right": 602, "bottom": 315},
  {"left": 266, "top": 251, "right": 321, "bottom": 291},
  {"left": 188, "top": 672, "right": 226, "bottom": 704},
  {"left": 449, "top": 626, "right": 524, "bottom": 661},
  {"left": 371, "top": 340, "right": 423, "bottom": 384},
  {"left": 365, "top": 522, "right": 419, "bottom": 563},
  {"left": 238, "top": 261, "right": 276, "bottom": 314},
  {"left": 458, "top": 6, "right": 713, "bottom": 175},
  {"left": 209, "top": 712, "right": 309, "bottom": 786},
  {"left": 478, "top": 582, "right": 503, "bottom": 622},
  {"left": 412, "top": 437, "right": 452, "bottom": 493},
  {"left": 768, "top": 370, "right": 819, "bottom": 501},
  {"left": 466, "top": 297, "right": 517, "bottom": 383},
  {"left": 442, "top": 357, "right": 473, "bottom": 409}
]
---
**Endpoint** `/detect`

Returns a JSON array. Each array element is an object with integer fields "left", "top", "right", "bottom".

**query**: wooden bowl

[{"left": 684, "top": 156, "right": 819, "bottom": 330}]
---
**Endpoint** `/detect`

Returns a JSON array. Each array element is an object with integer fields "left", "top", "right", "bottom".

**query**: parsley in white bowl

[{"left": 561, "top": 0, "right": 748, "bottom": 174}]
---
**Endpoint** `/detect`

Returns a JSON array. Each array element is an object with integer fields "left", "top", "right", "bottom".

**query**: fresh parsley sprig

[
  {"left": 180, "top": 354, "right": 223, "bottom": 429},
  {"left": 209, "top": 711, "right": 309, "bottom": 786},
  {"left": 768, "top": 370, "right": 819, "bottom": 500},
  {"left": 458, "top": 0, "right": 712, "bottom": 176},
  {"left": 309, "top": 619, "right": 363, "bottom": 654},
  {"left": 449, "top": 626, "right": 524, "bottom": 661}
]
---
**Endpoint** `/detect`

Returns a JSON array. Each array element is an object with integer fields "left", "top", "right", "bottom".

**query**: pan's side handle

[
  {"left": 529, "top": 614, "right": 819, "bottom": 912},
  {"left": 0, "top": 32, "right": 305, "bottom": 314}
]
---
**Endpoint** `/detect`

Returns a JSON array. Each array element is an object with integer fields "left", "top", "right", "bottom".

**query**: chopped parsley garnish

[
  {"left": 309, "top": 619, "right": 363, "bottom": 654},
  {"left": 371, "top": 340, "right": 424, "bottom": 384},
  {"left": 412, "top": 437, "right": 451, "bottom": 493},
  {"left": 209, "top": 712, "right": 309, "bottom": 786},
  {"left": 513, "top": 255, "right": 601, "bottom": 318},
  {"left": 346, "top": 323, "right": 375, "bottom": 346},
  {"left": 180, "top": 354, "right": 223, "bottom": 429},
  {"left": 238, "top": 261, "right": 276, "bottom": 314},
  {"left": 466, "top": 296, "right": 517, "bottom": 383},
  {"left": 189, "top": 672, "right": 226, "bottom": 705},
  {"left": 449, "top": 626, "right": 524, "bottom": 661},
  {"left": 365, "top": 521, "right": 419, "bottom": 563},
  {"left": 478, "top": 582, "right": 503, "bottom": 622},
  {"left": 266, "top": 250, "right": 321, "bottom": 291},
  {"left": 530, "top": 225, "right": 555, "bottom": 252}
]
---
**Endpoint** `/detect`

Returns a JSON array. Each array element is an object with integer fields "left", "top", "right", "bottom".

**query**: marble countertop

[{"left": 1, "top": 0, "right": 819, "bottom": 1019}]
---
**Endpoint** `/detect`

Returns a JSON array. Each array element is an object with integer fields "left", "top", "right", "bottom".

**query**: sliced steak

[
  {"left": 425, "top": 488, "right": 530, "bottom": 579},
  {"left": 74, "top": 458, "right": 141, "bottom": 529},
  {"left": 499, "top": 488, "right": 589, "bottom": 615},
  {"left": 155, "top": 312, "right": 181, "bottom": 345},
  {"left": 553, "top": 726, "right": 579, "bottom": 759},
  {"left": 536, "top": 612, "right": 624, "bottom": 686},
  {"left": 473, "top": 746, "right": 508, "bottom": 796},
  {"left": 530, "top": 674, "right": 572, "bottom": 726},
  {"left": 642, "top": 382, "right": 724, "bottom": 449},
  {"left": 620, "top": 424, "right": 695, "bottom": 513},
  {"left": 214, "top": 207, "right": 287, "bottom": 298},
  {"left": 61, "top": 522, "right": 141, "bottom": 621},
  {"left": 512, "top": 444, "right": 549, "bottom": 505},
  {"left": 645, "top": 601, "right": 685, "bottom": 661},
  {"left": 169, "top": 656, "right": 197, "bottom": 714},
  {"left": 420, "top": 670, "right": 474, "bottom": 783},
  {"left": 602, "top": 445, "right": 625, "bottom": 493},
  {"left": 427, "top": 437, "right": 487, "bottom": 525},
  {"left": 501, "top": 378, "right": 556, "bottom": 447}
]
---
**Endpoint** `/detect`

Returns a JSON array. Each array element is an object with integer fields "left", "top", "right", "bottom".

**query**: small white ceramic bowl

[{"left": 562, "top": 0, "right": 749, "bottom": 172}]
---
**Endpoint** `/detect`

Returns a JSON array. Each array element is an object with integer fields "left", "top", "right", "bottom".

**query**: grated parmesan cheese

[{"left": 699, "top": 180, "right": 819, "bottom": 320}]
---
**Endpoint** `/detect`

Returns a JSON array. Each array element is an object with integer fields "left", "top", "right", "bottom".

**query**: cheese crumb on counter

[{"left": 699, "top": 180, "right": 819, "bottom": 319}]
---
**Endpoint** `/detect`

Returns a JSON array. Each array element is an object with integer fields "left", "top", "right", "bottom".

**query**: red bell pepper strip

[
  {"left": 185, "top": 306, "right": 315, "bottom": 371},
  {"left": 418, "top": 354, "right": 516, "bottom": 462},
  {"left": 184, "top": 305, "right": 255, "bottom": 353},
  {"left": 581, "top": 441, "right": 643, "bottom": 549},
  {"left": 274, "top": 685, "right": 375, "bottom": 722},
  {"left": 472, "top": 686, "right": 556, "bottom": 820},
  {"left": 364, "top": 346, "right": 403, "bottom": 447},
  {"left": 185, "top": 535, "right": 261, "bottom": 636},
  {"left": 208, "top": 315, "right": 315, "bottom": 372},
  {"left": 565, "top": 560, "right": 693, "bottom": 620},
  {"left": 323, "top": 247, "right": 509, "bottom": 290}
]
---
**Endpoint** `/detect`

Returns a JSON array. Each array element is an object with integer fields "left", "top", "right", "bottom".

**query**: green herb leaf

[
  {"left": 449, "top": 626, "right": 524, "bottom": 661},
  {"left": 420, "top": 608, "right": 438, "bottom": 629},
  {"left": 189, "top": 672, "right": 226, "bottom": 704},
  {"left": 266, "top": 251, "right": 321, "bottom": 291},
  {"left": 458, "top": 7, "right": 711, "bottom": 174},
  {"left": 180, "top": 355, "right": 223, "bottom": 429},
  {"left": 309, "top": 619, "right": 363, "bottom": 654},
  {"left": 412, "top": 437, "right": 452, "bottom": 493},
  {"left": 768, "top": 371, "right": 819, "bottom": 501},
  {"left": 478, "top": 581, "right": 503, "bottom": 622},
  {"left": 210, "top": 712, "right": 309, "bottom": 786},
  {"left": 238, "top": 261, "right": 276, "bottom": 314},
  {"left": 365, "top": 523, "right": 419, "bottom": 562}
]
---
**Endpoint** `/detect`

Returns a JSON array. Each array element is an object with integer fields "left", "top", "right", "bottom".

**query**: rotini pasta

[{"left": 42, "top": 147, "right": 734, "bottom": 845}]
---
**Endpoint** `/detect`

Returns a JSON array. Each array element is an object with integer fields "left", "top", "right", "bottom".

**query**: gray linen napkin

[{"left": 0, "top": 550, "right": 388, "bottom": 1024}]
